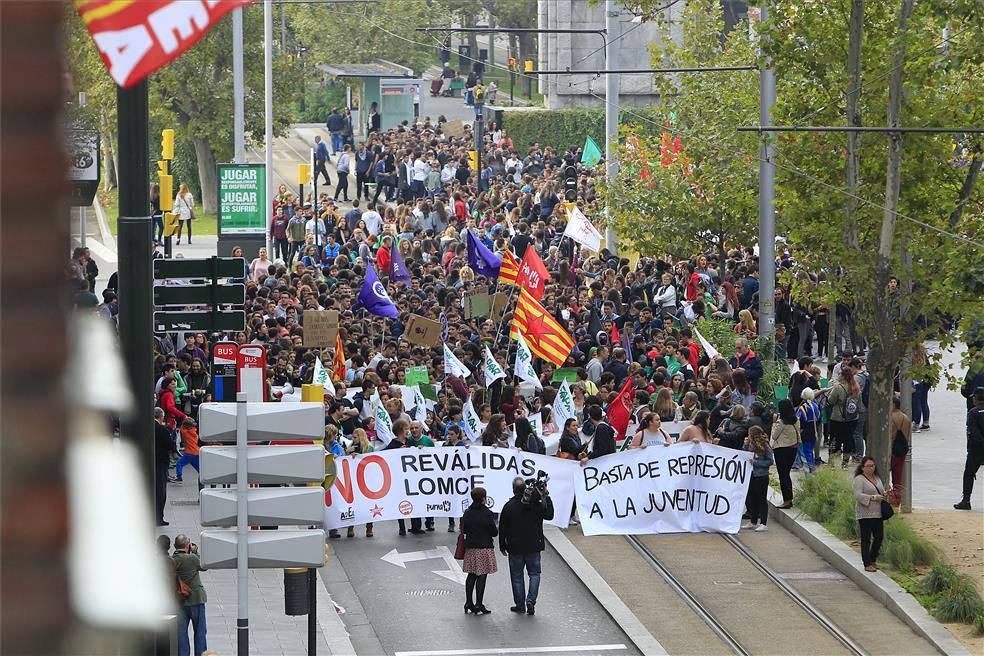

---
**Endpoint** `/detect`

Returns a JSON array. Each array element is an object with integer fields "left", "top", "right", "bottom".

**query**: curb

[
  {"left": 766, "top": 488, "right": 970, "bottom": 656},
  {"left": 316, "top": 573, "right": 358, "bottom": 656},
  {"left": 544, "top": 525, "right": 668, "bottom": 656},
  {"left": 90, "top": 196, "right": 116, "bottom": 248}
]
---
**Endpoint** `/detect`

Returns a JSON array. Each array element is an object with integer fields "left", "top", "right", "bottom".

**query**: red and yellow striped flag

[
  {"left": 499, "top": 249, "right": 520, "bottom": 286},
  {"left": 510, "top": 288, "right": 574, "bottom": 367},
  {"left": 332, "top": 333, "right": 346, "bottom": 382}
]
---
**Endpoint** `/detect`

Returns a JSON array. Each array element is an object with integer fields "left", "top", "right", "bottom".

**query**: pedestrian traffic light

[
  {"left": 163, "top": 211, "right": 179, "bottom": 237},
  {"left": 468, "top": 150, "right": 478, "bottom": 171},
  {"left": 161, "top": 128, "right": 174, "bottom": 160},
  {"left": 297, "top": 163, "right": 311, "bottom": 185},
  {"left": 563, "top": 163, "right": 578, "bottom": 202}
]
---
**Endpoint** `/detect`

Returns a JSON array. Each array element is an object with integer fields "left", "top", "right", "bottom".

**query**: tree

[
  {"left": 601, "top": 0, "right": 760, "bottom": 261},
  {"left": 766, "top": 0, "right": 984, "bottom": 477}
]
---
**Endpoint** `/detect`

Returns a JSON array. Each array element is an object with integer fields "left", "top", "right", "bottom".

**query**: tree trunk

[
  {"left": 100, "top": 109, "right": 118, "bottom": 191},
  {"left": 868, "top": 0, "right": 915, "bottom": 480},
  {"left": 844, "top": 0, "right": 863, "bottom": 251},
  {"left": 192, "top": 136, "right": 218, "bottom": 215},
  {"left": 949, "top": 148, "right": 981, "bottom": 229}
]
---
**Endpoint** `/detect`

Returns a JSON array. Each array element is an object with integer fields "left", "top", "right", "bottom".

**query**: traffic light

[
  {"left": 468, "top": 150, "right": 478, "bottom": 171},
  {"left": 563, "top": 163, "right": 578, "bottom": 202},
  {"left": 163, "top": 212, "right": 179, "bottom": 237},
  {"left": 524, "top": 60, "right": 534, "bottom": 73},
  {"left": 161, "top": 128, "right": 174, "bottom": 160},
  {"left": 158, "top": 160, "right": 174, "bottom": 211}
]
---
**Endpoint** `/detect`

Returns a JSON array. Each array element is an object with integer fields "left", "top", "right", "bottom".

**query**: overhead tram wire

[{"left": 583, "top": 91, "right": 984, "bottom": 249}]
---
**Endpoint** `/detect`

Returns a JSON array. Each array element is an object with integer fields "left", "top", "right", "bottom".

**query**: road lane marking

[
  {"left": 395, "top": 646, "right": 628, "bottom": 656},
  {"left": 380, "top": 546, "right": 466, "bottom": 585}
]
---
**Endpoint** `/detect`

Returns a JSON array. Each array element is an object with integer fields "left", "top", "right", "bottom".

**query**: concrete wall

[{"left": 537, "top": 0, "right": 685, "bottom": 109}]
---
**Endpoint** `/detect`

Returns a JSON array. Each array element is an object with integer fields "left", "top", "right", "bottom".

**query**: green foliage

[
  {"left": 975, "top": 613, "right": 984, "bottom": 635},
  {"left": 795, "top": 467, "right": 860, "bottom": 539},
  {"left": 598, "top": 0, "right": 760, "bottom": 260},
  {"left": 293, "top": 83, "right": 347, "bottom": 125},
  {"left": 503, "top": 109, "right": 604, "bottom": 154},
  {"left": 935, "top": 581, "right": 984, "bottom": 624},
  {"left": 691, "top": 318, "right": 789, "bottom": 404},
  {"left": 920, "top": 563, "right": 960, "bottom": 595},
  {"left": 882, "top": 517, "right": 940, "bottom": 570}
]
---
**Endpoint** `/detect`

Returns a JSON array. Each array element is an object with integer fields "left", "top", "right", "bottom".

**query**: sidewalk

[{"left": 162, "top": 468, "right": 355, "bottom": 656}]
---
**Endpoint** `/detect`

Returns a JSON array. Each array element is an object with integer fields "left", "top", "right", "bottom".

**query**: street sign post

[
  {"left": 153, "top": 283, "right": 246, "bottom": 306},
  {"left": 212, "top": 343, "right": 239, "bottom": 402},
  {"left": 199, "top": 397, "right": 326, "bottom": 656},
  {"left": 68, "top": 129, "right": 100, "bottom": 207},
  {"left": 153, "top": 310, "right": 246, "bottom": 333},
  {"left": 152, "top": 256, "right": 247, "bottom": 334},
  {"left": 237, "top": 345, "right": 267, "bottom": 402},
  {"left": 153, "top": 257, "right": 247, "bottom": 279}
]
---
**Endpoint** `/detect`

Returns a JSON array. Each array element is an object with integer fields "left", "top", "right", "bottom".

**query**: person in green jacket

[{"left": 173, "top": 534, "right": 208, "bottom": 656}]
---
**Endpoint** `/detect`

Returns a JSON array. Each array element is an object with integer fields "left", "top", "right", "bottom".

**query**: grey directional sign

[
  {"left": 200, "top": 444, "right": 325, "bottom": 484},
  {"left": 153, "top": 257, "right": 246, "bottom": 280},
  {"left": 199, "top": 402, "right": 324, "bottom": 443},
  {"left": 153, "top": 283, "right": 246, "bottom": 306},
  {"left": 201, "top": 487, "right": 324, "bottom": 527},
  {"left": 154, "top": 310, "right": 246, "bottom": 332},
  {"left": 200, "top": 529, "right": 327, "bottom": 569}
]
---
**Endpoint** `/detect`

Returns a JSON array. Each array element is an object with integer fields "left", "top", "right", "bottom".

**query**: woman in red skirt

[{"left": 461, "top": 487, "right": 498, "bottom": 615}]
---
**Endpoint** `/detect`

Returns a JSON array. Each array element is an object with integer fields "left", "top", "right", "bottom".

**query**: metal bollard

[{"left": 284, "top": 568, "right": 311, "bottom": 616}]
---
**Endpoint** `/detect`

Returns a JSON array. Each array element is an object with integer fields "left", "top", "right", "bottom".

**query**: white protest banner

[
  {"left": 693, "top": 327, "right": 720, "bottom": 360},
  {"left": 324, "top": 447, "right": 577, "bottom": 530},
  {"left": 372, "top": 391, "right": 394, "bottom": 446},
  {"left": 461, "top": 399, "right": 484, "bottom": 442},
  {"left": 444, "top": 344, "right": 471, "bottom": 378},
  {"left": 553, "top": 379, "right": 577, "bottom": 429},
  {"left": 564, "top": 206, "right": 602, "bottom": 252},
  {"left": 514, "top": 332, "right": 542, "bottom": 390},
  {"left": 312, "top": 357, "right": 334, "bottom": 397},
  {"left": 575, "top": 442, "right": 752, "bottom": 535},
  {"left": 482, "top": 345, "right": 506, "bottom": 387}
]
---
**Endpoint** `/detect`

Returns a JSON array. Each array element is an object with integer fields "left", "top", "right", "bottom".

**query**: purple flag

[
  {"left": 390, "top": 243, "right": 411, "bottom": 286},
  {"left": 466, "top": 230, "right": 501, "bottom": 279},
  {"left": 358, "top": 264, "right": 399, "bottom": 319}
]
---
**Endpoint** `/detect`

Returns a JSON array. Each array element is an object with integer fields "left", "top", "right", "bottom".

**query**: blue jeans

[
  {"left": 178, "top": 603, "right": 207, "bottom": 656},
  {"left": 153, "top": 214, "right": 164, "bottom": 242},
  {"left": 508, "top": 551, "right": 542, "bottom": 608},
  {"left": 330, "top": 131, "right": 343, "bottom": 153},
  {"left": 912, "top": 382, "right": 930, "bottom": 425}
]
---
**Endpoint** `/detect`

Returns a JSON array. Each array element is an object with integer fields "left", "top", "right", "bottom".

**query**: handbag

[
  {"left": 453, "top": 532, "right": 466, "bottom": 560},
  {"left": 880, "top": 500, "right": 895, "bottom": 521},
  {"left": 174, "top": 560, "right": 192, "bottom": 600}
]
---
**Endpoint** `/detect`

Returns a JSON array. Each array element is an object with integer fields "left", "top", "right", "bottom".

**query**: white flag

[
  {"left": 444, "top": 344, "right": 471, "bottom": 379},
  {"left": 528, "top": 411, "right": 543, "bottom": 438},
  {"left": 564, "top": 206, "right": 602, "bottom": 252},
  {"left": 312, "top": 357, "right": 335, "bottom": 397},
  {"left": 462, "top": 399, "right": 485, "bottom": 442},
  {"left": 514, "top": 332, "right": 542, "bottom": 390},
  {"left": 553, "top": 379, "right": 578, "bottom": 430},
  {"left": 693, "top": 327, "right": 721, "bottom": 360},
  {"left": 482, "top": 346, "right": 506, "bottom": 388},
  {"left": 410, "top": 385, "right": 428, "bottom": 423},
  {"left": 372, "top": 391, "right": 395, "bottom": 446}
]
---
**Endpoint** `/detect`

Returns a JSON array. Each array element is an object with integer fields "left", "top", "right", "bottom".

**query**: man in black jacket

[
  {"left": 582, "top": 405, "right": 616, "bottom": 460},
  {"left": 154, "top": 407, "right": 174, "bottom": 526},
  {"left": 954, "top": 388, "right": 984, "bottom": 510},
  {"left": 499, "top": 476, "right": 554, "bottom": 615}
]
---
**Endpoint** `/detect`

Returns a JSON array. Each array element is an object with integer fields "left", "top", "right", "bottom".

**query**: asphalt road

[{"left": 323, "top": 520, "right": 641, "bottom": 656}]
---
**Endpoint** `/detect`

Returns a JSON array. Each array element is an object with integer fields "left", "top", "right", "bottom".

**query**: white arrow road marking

[{"left": 380, "top": 546, "right": 467, "bottom": 585}]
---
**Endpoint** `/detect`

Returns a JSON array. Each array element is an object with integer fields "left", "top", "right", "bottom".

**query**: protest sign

[
  {"left": 443, "top": 119, "right": 467, "bottom": 138},
  {"left": 324, "top": 447, "right": 577, "bottom": 530},
  {"left": 406, "top": 365, "right": 430, "bottom": 387},
  {"left": 403, "top": 314, "right": 443, "bottom": 346},
  {"left": 490, "top": 293, "right": 509, "bottom": 321},
  {"left": 303, "top": 309, "right": 339, "bottom": 347},
  {"left": 464, "top": 291, "right": 492, "bottom": 318},
  {"left": 551, "top": 368, "right": 578, "bottom": 383},
  {"left": 574, "top": 442, "right": 752, "bottom": 535}
]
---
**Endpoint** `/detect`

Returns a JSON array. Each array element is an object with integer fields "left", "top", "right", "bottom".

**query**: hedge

[{"left": 500, "top": 107, "right": 664, "bottom": 153}]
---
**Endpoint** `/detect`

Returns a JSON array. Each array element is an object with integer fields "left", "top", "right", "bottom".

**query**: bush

[
  {"left": 883, "top": 518, "right": 940, "bottom": 570},
  {"left": 974, "top": 613, "right": 984, "bottom": 635},
  {"left": 934, "top": 581, "right": 984, "bottom": 624},
  {"left": 500, "top": 107, "right": 665, "bottom": 153},
  {"left": 920, "top": 563, "right": 959, "bottom": 595}
]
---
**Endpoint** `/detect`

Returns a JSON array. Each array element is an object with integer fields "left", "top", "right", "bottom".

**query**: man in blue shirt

[{"left": 314, "top": 136, "right": 331, "bottom": 186}]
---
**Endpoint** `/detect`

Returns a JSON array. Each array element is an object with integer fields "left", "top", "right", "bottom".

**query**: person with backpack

[
  {"left": 828, "top": 366, "right": 861, "bottom": 469},
  {"left": 851, "top": 358, "right": 870, "bottom": 463},
  {"left": 795, "top": 388, "right": 821, "bottom": 474},
  {"left": 889, "top": 396, "right": 911, "bottom": 500}
]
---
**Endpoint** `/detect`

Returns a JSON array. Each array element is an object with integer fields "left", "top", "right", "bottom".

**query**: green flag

[{"left": 581, "top": 136, "right": 602, "bottom": 167}]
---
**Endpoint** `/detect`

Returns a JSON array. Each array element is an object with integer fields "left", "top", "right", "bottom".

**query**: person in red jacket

[
  {"left": 376, "top": 235, "right": 392, "bottom": 276},
  {"left": 159, "top": 376, "right": 187, "bottom": 430}
]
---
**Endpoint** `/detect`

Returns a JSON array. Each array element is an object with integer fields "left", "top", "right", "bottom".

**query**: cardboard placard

[
  {"left": 403, "top": 314, "right": 443, "bottom": 346},
  {"left": 464, "top": 291, "right": 492, "bottom": 319},
  {"left": 443, "top": 119, "right": 467, "bottom": 138},
  {"left": 406, "top": 365, "right": 430, "bottom": 387},
  {"left": 303, "top": 309, "right": 339, "bottom": 347},
  {"left": 490, "top": 293, "right": 509, "bottom": 321}
]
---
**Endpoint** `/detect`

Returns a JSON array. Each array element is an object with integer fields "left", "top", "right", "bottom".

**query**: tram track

[{"left": 626, "top": 534, "right": 868, "bottom": 656}]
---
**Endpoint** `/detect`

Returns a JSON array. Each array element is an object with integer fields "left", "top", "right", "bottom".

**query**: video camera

[{"left": 521, "top": 470, "right": 550, "bottom": 505}]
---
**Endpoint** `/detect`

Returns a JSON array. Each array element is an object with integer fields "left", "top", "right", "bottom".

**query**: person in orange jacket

[{"left": 176, "top": 417, "right": 201, "bottom": 485}]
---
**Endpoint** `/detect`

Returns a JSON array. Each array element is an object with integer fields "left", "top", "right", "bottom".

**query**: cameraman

[
  {"left": 499, "top": 476, "right": 554, "bottom": 616},
  {"left": 172, "top": 534, "right": 208, "bottom": 656}
]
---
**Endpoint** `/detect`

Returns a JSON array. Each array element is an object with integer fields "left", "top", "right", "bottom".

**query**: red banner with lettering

[{"left": 76, "top": 0, "right": 253, "bottom": 88}]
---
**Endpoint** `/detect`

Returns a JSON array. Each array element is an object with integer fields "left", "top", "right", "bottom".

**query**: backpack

[
  {"left": 859, "top": 372, "right": 870, "bottom": 408},
  {"left": 891, "top": 429, "right": 909, "bottom": 457},
  {"left": 842, "top": 390, "right": 860, "bottom": 422}
]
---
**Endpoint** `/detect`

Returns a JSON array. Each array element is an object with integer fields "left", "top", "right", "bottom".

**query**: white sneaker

[
  {"left": 741, "top": 522, "right": 755, "bottom": 530},
  {"left": 755, "top": 524, "right": 769, "bottom": 532}
]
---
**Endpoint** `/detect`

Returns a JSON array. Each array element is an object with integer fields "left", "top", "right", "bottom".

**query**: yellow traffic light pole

[{"left": 159, "top": 129, "right": 177, "bottom": 257}]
